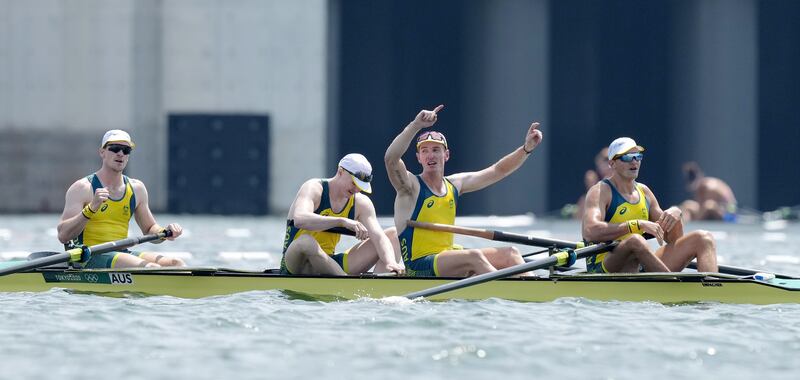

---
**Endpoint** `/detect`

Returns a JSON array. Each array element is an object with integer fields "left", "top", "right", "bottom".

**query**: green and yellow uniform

[
  {"left": 585, "top": 178, "right": 649, "bottom": 273},
  {"left": 68, "top": 174, "right": 139, "bottom": 268},
  {"left": 400, "top": 175, "right": 459, "bottom": 277},
  {"left": 280, "top": 180, "right": 356, "bottom": 274}
]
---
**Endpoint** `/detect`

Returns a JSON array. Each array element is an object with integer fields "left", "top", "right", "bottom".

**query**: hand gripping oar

[
  {"left": 0, "top": 230, "right": 173, "bottom": 277},
  {"left": 407, "top": 220, "right": 580, "bottom": 249},
  {"left": 404, "top": 240, "right": 619, "bottom": 299}
]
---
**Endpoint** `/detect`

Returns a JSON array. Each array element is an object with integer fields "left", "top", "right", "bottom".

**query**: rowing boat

[{"left": 1, "top": 264, "right": 799, "bottom": 304}]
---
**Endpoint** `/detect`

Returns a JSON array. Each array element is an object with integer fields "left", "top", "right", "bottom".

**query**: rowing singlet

[
  {"left": 72, "top": 174, "right": 137, "bottom": 247},
  {"left": 399, "top": 175, "right": 459, "bottom": 263},
  {"left": 281, "top": 180, "right": 356, "bottom": 257},
  {"left": 585, "top": 179, "right": 649, "bottom": 272}
]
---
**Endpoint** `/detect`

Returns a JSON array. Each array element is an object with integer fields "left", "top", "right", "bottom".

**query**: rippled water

[{"left": 2, "top": 215, "right": 800, "bottom": 379}]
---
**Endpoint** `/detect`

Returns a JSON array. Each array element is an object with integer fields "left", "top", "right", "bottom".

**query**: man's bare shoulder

[
  {"left": 128, "top": 177, "right": 145, "bottom": 188},
  {"left": 353, "top": 193, "right": 377, "bottom": 213},
  {"left": 67, "top": 177, "right": 92, "bottom": 193}
]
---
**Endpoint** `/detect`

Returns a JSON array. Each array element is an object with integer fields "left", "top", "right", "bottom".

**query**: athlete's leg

[
  {"left": 138, "top": 252, "right": 186, "bottom": 267},
  {"left": 602, "top": 234, "right": 669, "bottom": 273},
  {"left": 283, "top": 234, "right": 346, "bottom": 275},
  {"left": 435, "top": 249, "right": 497, "bottom": 277},
  {"left": 111, "top": 253, "right": 160, "bottom": 268},
  {"left": 483, "top": 246, "right": 524, "bottom": 269},
  {"left": 348, "top": 227, "right": 402, "bottom": 274},
  {"left": 656, "top": 230, "right": 717, "bottom": 272}
]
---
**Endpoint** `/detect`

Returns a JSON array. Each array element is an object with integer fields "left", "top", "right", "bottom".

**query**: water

[{"left": 2, "top": 214, "right": 800, "bottom": 379}]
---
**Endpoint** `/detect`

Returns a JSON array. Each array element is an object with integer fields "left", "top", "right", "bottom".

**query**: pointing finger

[{"left": 433, "top": 104, "right": 444, "bottom": 114}]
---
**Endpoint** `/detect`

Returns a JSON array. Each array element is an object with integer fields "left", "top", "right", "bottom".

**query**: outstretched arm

[
  {"left": 385, "top": 105, "right": 443, "bottom": 195},
  {"left": 448, "top": 121, "right": 543, "bottom": 194}
]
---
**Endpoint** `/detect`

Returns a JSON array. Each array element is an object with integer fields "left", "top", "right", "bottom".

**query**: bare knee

[
  {"left": 689, "top": 230, "right": 715, "bottom": 249},
  {"left": 164, "top": 257, "right": 186, "bottom": 267},
  {"left": 295, "top": 235, "right": 322, "bottom": 254},
  {"left": 144, "top": 262, "right": 161, "bottom": 268},
  {"left": 466, "top": 249, "right": 489, "bottom": 263},
  {"left": 505, "top": 246, "right": 521, "bottom": 257},
  {"left": 383, "top": 227, "right": 398, "bottom": 241},
  {"left": 624, "top": 234, "right": 648, "bottom": 249}
]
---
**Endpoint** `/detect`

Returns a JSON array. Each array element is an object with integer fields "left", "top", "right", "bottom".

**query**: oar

[
  {"left": 0, "top": 230, "right": 172, "bottom": 277},
  {"left": 687, "top": 261, "right": 796, "bottom": 279},
  {"left": 407, "top": 220, "right": 580, "bottom": 249},
  {"left": 404, "top": 241, "right": 618, "bottom": 299}
]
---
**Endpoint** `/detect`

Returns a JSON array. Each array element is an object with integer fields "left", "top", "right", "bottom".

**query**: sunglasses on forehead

[
  {"left": 416, "top": 131, "right": 448, "bottom": 148},
  {"left": 616, "top": 152, "right": 643, "bottom": 162},
  {"left": 343, "top": 167, "right": 372, "bottom": 183},
  {"left": 105, "top": 144, "right": 132, "bottom": 155}
]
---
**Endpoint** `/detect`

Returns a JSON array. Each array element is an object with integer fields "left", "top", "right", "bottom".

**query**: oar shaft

[
  {"left": 0, "top": 230, "right": 171, "bottom": 277},
  {"left": 0, "top": 252, "right": 70, "bottom": 276},
  {"left": 407, "top": 220, "right": 579, "bottom": 249},
  {"left": 405, "top": 241, "right": 617, "bottom": 299}
]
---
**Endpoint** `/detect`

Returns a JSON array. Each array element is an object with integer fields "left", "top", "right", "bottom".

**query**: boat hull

[{"left": 2, "top": 267, "right": 800, "bottom": 304}]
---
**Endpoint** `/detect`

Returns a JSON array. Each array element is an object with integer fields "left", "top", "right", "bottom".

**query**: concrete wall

[{"left": 0, "top": 0, "right": 327, "bottom": 213}]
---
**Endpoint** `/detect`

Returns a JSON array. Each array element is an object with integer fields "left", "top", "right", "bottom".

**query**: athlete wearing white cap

[
  {"left": 280, "top": 153, "right": 404, "bottom": 276},
  {"left": 57, "top": 129, "right": 184, "bottom": 269},
  {"left": 581, "top": 137, "right": 718, "bottom": 274}
]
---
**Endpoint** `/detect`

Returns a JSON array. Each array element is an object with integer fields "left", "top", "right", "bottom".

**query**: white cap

[
  {"left": 101, "top": 129, "right": 135, "bottom": 148},
  {"left": 607, "top": 137, "right": 644, "bottom": 160},
  {"left": 338, "top": 153, "right": 373, "bottom": 194}
]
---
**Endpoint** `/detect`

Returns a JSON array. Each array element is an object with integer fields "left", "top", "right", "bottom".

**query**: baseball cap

[
  {"left": 607, "top": 137, "right": 644, "bottom": 160},
  {"left": 339, "top": 153, "right": 373, "bottom": 194},
  {"left": 101, "top": 129, "right": 136, "bottom": 148}
]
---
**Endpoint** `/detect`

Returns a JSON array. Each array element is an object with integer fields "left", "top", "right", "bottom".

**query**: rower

[
  {"left": 384, "top": 105, "right": 542, "bottom": 277},
  {"left": 279, "top": 153, "right": 404, "bottom": 275},
  {"left": 679, "top": 161, "right": 738, "bottom": 222},
  {"left": 56, "top": 130, "right": 184, "bottom": 268},
  {"left": 581, "top": 137, "right": 718, "bottom": 273}
]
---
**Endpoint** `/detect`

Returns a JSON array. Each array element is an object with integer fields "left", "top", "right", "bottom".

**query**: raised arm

[
  {"left": 447, "top": 121, "right": 542, "bottom": 194},
  {"left": 384, "top": 105, "right": 443, "bottom": 195}
]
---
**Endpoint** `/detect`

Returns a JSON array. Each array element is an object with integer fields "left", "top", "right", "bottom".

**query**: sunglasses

[
  {"left": 106, "top": 144, "right": 132, "bottom": 155},
  {"left": 616, "top": 152, "right": 643, "bottom": 162},
  {"left": 343, "top": 168, "right": 373, "bottom": 183},
  {"left": 416, "top": 131, "right": 448, "bottom": 149}
]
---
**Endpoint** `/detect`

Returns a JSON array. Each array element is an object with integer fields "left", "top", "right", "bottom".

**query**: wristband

[
  {"left": 627, "top": 220, "right": 642, "bottom": 234},
  {"left": 81, "top": 205, "right": 97, "bottom": 220},
  {"left": 522, "top": 145, "right": 533, "bottom": 154}
]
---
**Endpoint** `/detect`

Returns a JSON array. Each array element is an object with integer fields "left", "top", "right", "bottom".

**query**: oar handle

[{"left": 407, "top": 220, "right": 579, "bottom": 249}]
